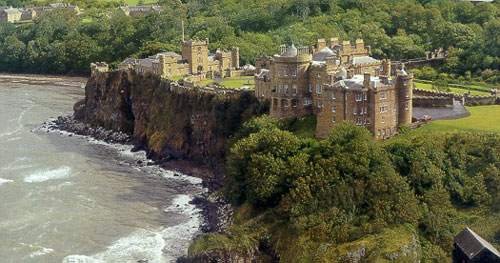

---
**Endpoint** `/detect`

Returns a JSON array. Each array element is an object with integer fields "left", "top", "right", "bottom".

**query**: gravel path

[{"left": 413, "top": 100, "right": 470, "bottom": 120}]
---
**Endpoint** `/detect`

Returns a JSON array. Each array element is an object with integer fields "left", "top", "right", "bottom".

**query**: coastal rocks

[
  {"left": 39, "top": 116, "right": 131, "bottom": 144},
  {"left": 182, "top": 248, "right": 268, "bottom": 263}
]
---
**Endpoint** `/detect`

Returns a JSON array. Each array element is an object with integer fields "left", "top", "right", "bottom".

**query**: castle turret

[
  {"left": 381, "top": 59, "right": 391, "bottom": 77},
  {"left": 158, "top": 53, "right": 166, "bottom": 76},
  {"left": 396, "top": 65, "right": 413, "bottom": 126},
  {"left": 231, "top": 46, "right": 240, "bottom": 69}
]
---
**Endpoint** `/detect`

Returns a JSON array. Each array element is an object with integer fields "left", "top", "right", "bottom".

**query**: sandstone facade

[{"left": 255, "top": 37, "right": 413, "bottom": 140}]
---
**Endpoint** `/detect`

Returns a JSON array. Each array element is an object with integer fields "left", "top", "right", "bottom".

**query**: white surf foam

[
  {"left": 0, "top": 177, "right": 14, "bottom": 185},
  {"left": 24, "top": 166, "right": 72, "bottom": 183},
  {"left": 19, "top": 243, "right": 54, "bottom": 258},
  {"left": 161, "top": 194, "right": 202, "bottom": 261},
  {"left": 63, "top": 194, "right": 202, "bottom": 263}
]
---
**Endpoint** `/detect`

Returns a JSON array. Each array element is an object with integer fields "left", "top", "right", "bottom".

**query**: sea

[{"left": 0, "top": 81, "right": 205, "bottom": 262}]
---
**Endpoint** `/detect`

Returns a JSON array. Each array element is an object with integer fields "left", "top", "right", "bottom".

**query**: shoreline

[
  {"left": 0, "top": 73, "right": 88, "bottom": 88},
  {"left": 44, "top": 116, "right": 231, "bottom": 259}
]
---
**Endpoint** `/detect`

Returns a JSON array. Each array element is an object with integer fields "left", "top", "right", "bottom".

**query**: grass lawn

[
  {"left": 199, "top": 79, "right": 215, "bottom": 86},
  {"left": 411, "top": 105, "right": 500, "bottom": 134},
  {"left": 168, "top": 75, "right": 183, "bottom": 81},
  {"left": 220, "top": 79, "right": 254, "bottom": 89},
  {"left": 414, "top": 82, "right": 489, "bottom": 95}
]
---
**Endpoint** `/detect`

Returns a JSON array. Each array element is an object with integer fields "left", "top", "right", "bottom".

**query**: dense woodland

[
  {"left": 0, "top": 0, "right": 500, "bottom": 83},
  {"left": 189, "top": 116, "right": 500, "bottom": 262}
]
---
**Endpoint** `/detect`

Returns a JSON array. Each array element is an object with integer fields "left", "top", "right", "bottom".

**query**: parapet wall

[
  {"left": 464, "top": 94, "right": 498, "bottom": 106},
  {"left": 412, "top": 88, "right": 454, "bottom": 107},
  {"left": 413, "top": 96, "right": 453, "bottom": 108}
]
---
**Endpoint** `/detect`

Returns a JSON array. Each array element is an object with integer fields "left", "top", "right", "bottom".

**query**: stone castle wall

[
  {"left": 412, "top": 88, "right": 454, "bottom": 107},
  {"left": 464, "top": 94, "right": 498, "bottom": 106}
]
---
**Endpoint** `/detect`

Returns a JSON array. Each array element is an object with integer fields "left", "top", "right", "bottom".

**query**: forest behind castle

[{"left": 0, "top": 0, "right": 500, "bottom": 85}]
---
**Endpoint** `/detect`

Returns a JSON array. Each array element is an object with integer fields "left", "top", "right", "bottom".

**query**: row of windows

[
  {"left": 377, "top": 127, "right": 395, "bottom": 137},
  {"left": 277, "top": 67, "right": 297, "bottom": 77},
  {"left": 275, "top": 84, "right": 298, "bottom": 95}
]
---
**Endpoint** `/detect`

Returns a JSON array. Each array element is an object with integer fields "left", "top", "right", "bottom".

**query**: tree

[{"left": 432, "top": 79, "right": 450, "bottom": 92}]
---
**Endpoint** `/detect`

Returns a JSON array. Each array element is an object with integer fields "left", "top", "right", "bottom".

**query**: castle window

[
  {"left": 355, "top": 93, "right": 362, "bottom": 101},
  {"left": 292, "top": 99, "right": 298, "bottom": 108},
  {"left": 332, "top": 106, "right": 336, "bottom": 112},
  {"left": 356, "top": 117, "right": 362, "bottom": 125},
  {"left": 364, "top": 106, "right": 367, "bottom": 114},
  {"left": 283, "top": 99, "right": 289, "bottom": 107},
  {"left": 332, "top": 92, "right": 336, "bottom": 100},
  {"left": 332, "top": 116, "right": 336, "bottom": 123},
  {"left": 353, "top": 108, "right": 357, "bottom": 115},
  {"left": 292, "top": 83, "right": 297, "bottom": 95},
  {"left": 261, "top": 87, "right": 265, "bottom": 97},
  {"left": 317, "top": 72, "right": 321, "bottom": 77},
  {"left": 363, "top": 92, "right": 367, "bottom": 101},
  {"left": 317, "top": 100, "right": 322, "bottom": 108},
  {"left": 378, "top": 129, "right": 381, "bottom": 136},
  {"left": 406, "top": 91, "right": 409, "bottom": 98},
  {"left": 405, "top": 102, "right": 409, "bottom": 110},
  {"left": 382, "top": 116, "right": 386, "bottom": 124},
  {"left": 383, "top": 129, "right": 386, "bottom": 135},
  {"left": 360, "top": 107, "right": 364, "bottom": 115},
  {"left": 316, "top": 83, "right": 322, "bottom": 94},
  {"left": 394, "top": 104, "right": 397, "bottom": 112},
  {"left": 309, "top": 84, "right": 312, "bottom": 92},
  {"left": 393, "top": 116, "right": 396, "bottom": 122},
  {"left": 303, "top": 98, "right": 312, "bottom": 106},
  {"left": 284, "top": 84, "right": 289, "bottom": 94},
  {"left": 292, "top": 68, "right": 297, "bottom": 76},
  {"left": 277, "top": 68, "right": 280, "bottom": 77},
  {"left": 284, "top": 67, "right": 288, "bottom": 76}
]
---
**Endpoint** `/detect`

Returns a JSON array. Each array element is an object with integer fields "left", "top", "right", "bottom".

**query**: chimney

[
  {"left": 317, "top": 39, "right": 326, "bottom": 51},
  {"left": 342, "top": 41, "right": 351, "bottom": 52},
  {"left": 355, "top": 39, "right": 364, "bottom": 51},
  {"left": 328, "top": 37, "right": 339, "bottom": 47},
  {"left": 347, "top": 69, "right": 354, "bottom": 79},
  {"left": 364, "top": 72, "right": 371, "bottom": 89}
]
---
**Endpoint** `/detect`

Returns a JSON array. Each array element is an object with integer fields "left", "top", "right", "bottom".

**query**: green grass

[
  {"left": 199, "top": 79, "right": 214, "bottom": 86},
  {"left": 411, "top": 105, "right": 500, "bottom": 134},
  {"left": 220, "top": 79, "right": 254, "bottom": 89},
  {"left": 414, "top": 82, "right": 489, "bottom": 95},
  {"left": 226, "top": 76, "right": 254, "bottom": 80},
  {"left": 167, "top": 75, "right": 183, "bottom": 81}
]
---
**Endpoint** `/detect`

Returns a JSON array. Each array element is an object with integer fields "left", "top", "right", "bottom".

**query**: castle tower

[
  {"left": 182, "top": 38, "right": 209, "bottom": 74},
  {"left": 231, "top": 46, "right": 240, "bottom": 69},
  {"left": 158, "top": 53, "right": 166, "bottom": 76},
  {"left": 381, "top": 59, "right": 391, "bottom": 76},
  {"left": 396, "top": 65, "right": 413, "bottom": 126}
]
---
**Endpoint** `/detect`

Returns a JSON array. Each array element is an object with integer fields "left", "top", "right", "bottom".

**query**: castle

[
  {"left": 118, "top": 38, "right": 240, "bottom": 78},
  {"left": 254, "top": 38, "right": 413, "bottom": 140}
]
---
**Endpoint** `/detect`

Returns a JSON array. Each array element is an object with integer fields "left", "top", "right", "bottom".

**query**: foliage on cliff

[{"left": 189, "top": 116, "right": 500, "bottom": 262}]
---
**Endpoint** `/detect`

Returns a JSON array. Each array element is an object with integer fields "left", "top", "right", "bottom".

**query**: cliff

[{"left": 74, "top": 71, "right": 268, "bottom": 166}]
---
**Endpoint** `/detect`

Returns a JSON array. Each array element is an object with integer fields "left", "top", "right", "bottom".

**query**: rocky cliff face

[{"left": 75, "top": 71, "right": 268, "bottom": 165}]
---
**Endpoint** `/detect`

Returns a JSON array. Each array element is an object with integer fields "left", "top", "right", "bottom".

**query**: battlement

[{"left": 90, "top": 62, "right": 109, "bottom": 76}]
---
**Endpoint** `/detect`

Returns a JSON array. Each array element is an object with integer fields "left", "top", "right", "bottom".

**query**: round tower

[{"left": 397, "top": 65, "right": 413, "bottom": 126}]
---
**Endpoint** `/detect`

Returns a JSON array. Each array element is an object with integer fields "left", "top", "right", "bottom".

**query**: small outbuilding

[{"left": 453, "top": 227, "right": 500, "bottom": 263}]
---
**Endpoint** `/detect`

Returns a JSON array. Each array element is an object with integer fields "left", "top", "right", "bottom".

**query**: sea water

[{"left": 0, "top": 82, "right": 204, "bottom": 263}]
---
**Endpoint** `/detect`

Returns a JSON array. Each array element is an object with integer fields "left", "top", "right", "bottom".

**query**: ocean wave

[
  {"left": 24, "top": 166, "right": 72, "bottom": 183},
  {"left": 0, "top": 177, "right": 14, "bottom": 185}
]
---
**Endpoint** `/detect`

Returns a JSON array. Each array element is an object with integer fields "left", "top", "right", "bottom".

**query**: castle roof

[
  {"left": 313, "top": 47, "right": 336, "bottom": 61},
  {"left": 352, "top": 56, "right": 379, "bottom": 65},
  {"left": 455, "top": 227, "right": 500, "bottom": 259},
  {"left": 138, "top": 58, "right": 158, "bottom": 68},
  {"left": 332, "top": 75, "right": 390, "bottom": 90},
  {"left": 282, "top": 44, "right": 298, "bottom": 57},
  {"left": 119, "top": 58, "right": 141, "bottom": 65},
  {"left": 1, "top": 7, "right": 21, "bottom": 14}
]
